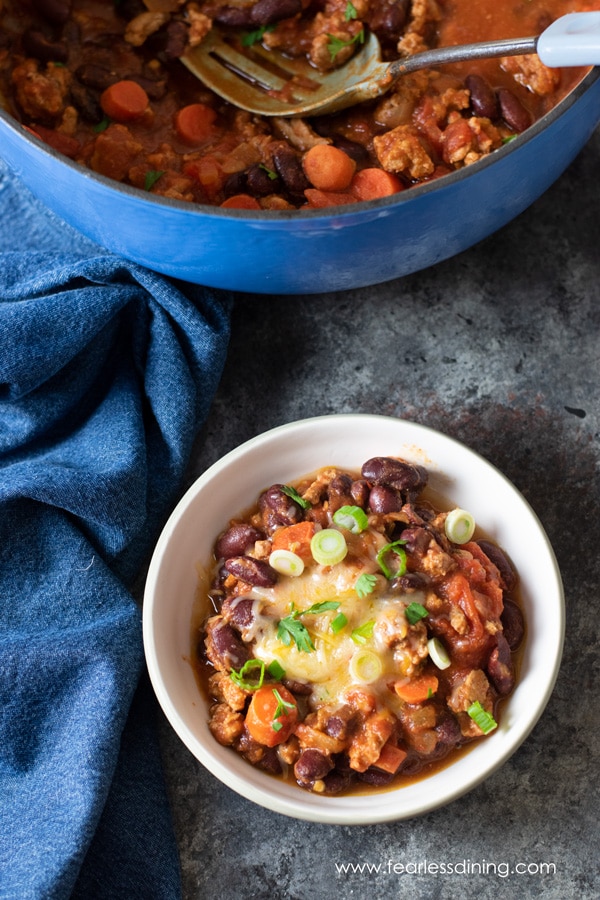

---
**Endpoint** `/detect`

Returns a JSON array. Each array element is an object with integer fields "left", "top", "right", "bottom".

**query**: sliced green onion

[
  {"left": 332, "top": 505, "right": 369, "bottom": 534},
  {"left": 331, "top": 611, "right": 348, "bottom": 634},
  {"left": 311, "top": 528, "right": 348, "bottom": 566},
  {"left": 376, "top": 540, "right": 407, "bottom": 579},
  {"left": 427, "top": 637, "right": 451, "bottom": 670},
  {"left": 269, "top": 548, "right": 304, "bottom": 577},
  {"left": 349, "top": 649, "right": 383, "bottom": 684},
  {"left": 405, "top": 601, "right": 428, "bottom": 625},
  {"left": 267, "top": 659, "right": 286, "bottom": 680},
  {"left": 445, "top": 508, "right": 476, "bottom": 544},
  {"left": 355, "top": 572, "right": 378, "bottom": 598},
  {"left": 229, "top": 659, "right": 266, "bottom": 691},
  {"left": 351, "top": 620, "right": 375, "bottom": 645},
  {"left": 467, "top": 701, "right": 497, "bottom": 734}
]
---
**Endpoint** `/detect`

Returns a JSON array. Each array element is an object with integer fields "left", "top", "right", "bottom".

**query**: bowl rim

[
  {"left": 143, "top": 413, "right": 565, "bottom": 824},
  {"left": 1, "top": 66, "right": 598, "bottom": 221}
]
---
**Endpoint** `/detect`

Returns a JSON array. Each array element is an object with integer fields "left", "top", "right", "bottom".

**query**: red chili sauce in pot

[{"left": 0, "top": 0, "right": 596, "bottom": 210}]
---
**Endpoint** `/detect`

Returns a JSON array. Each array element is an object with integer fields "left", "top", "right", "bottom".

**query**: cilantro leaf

[
  {"left": 242, "top": 24, "right": 276, "bottom": 47},
  {"left": 277, "top": 616, "right": 315, "bottom": 652},
  {"left": 326, "top": 27, "right": 365, "bottom": 62},
  {"left": 280, "top": 484, "right": 311, "bottom": 509},
  {"left": 355, "top": 573, "right": 378, "bottom": 598}
]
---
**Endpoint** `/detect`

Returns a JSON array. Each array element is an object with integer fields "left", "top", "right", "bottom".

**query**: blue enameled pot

[{"left": 1, "top": 69, "right": 599, "bottom": 295}]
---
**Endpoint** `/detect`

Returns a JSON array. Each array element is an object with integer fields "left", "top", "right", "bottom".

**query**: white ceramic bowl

[{"left": 143, "top": 414, "right": 564, "bottom": 824}]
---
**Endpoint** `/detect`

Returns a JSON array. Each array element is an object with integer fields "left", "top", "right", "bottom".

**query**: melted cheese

[{"left": 248, "top": 561, "right": 425, "bottom": 707}]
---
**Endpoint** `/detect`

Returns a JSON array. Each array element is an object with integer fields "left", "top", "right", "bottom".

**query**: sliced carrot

[
  {"left": 394, "top": 673, "right": 439, "bottom": 704},
  {"left": 373, "top": 741, "right": 408, "bottom": 774},
  {"left": 304, "top": 188, "right": 357, "bottom": 209},
  {"left": 302, "top": 144, "right": 356, "bottom": 191},
  {"left": 220, "top": 194, "right": 261, "bottom": 210},
  {"left": 350, "top": 167, "right": 404, "bottom": 201},
  {"left": 271, "top": 521, "right": 316, "bottom": 563},
  {"left": 100, "top": 80, "right": 149, "bottom": 123},
  {"left": 175, "top": 103, "right": 217, "bottom": 145},
  {"left": 245, "top": 684, "right": 298, "bottom": 747}
]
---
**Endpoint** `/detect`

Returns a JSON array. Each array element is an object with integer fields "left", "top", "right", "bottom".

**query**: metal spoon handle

[{"left": 389, "top": 36, "right": 538, "bottom": 78}]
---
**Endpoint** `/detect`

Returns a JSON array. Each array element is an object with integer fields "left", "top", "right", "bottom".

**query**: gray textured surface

[{"left": 158, "top": 128, "right": 600, "bottom": 900}]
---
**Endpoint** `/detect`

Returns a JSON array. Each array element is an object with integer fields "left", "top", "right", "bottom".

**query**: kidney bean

[
  {"left": 500, "top": 597, "right": 525, "bottom": 650},
  {"left": 23, "top": 29, "right": 68, "bottom": 63},
  {"left": 282, "top": 678, "right": 312, "bottom": 696},
  {"left": 475, "top": 539, "right": 517, "bottom": 591},
  {"left": 358, "top": 767, "right": 396, "bottom": 786},
  {"left": 224, "top": 556, "right": 277, "bottom": 587},
  {"left": 272, "top": 145, "right": 310, "bottom": 195},
  {"left": 362, "top": 456, "right": 428, "bottom": 492},
  {"left": 163, "top": 19, "right": 189, "bottom": 59},
  {"left": 370, "top": 0, "right": 410, "bottom": 45},
  {"left": 389, "top": 571, "right": 430, "bottom": 593},
  {"left": 259, "top": 484, "right": 304, "bottom": 529},
  {"left": 487, "top": 632, "right": 515, "bottom": 695},
  {"left": 399, "top": 525, "right": 431, "bottom": 556},
  {"left": 250, "top": 0, "right": 302, "bottom": 26},
  {"left": 246, "top": 162, "right": 279, "bottom": 196},
  {"left": 465, "top": 74, "right": 498, "bottom": 120},
  {"left": 223, "top": 171, "right": 249, "bottom": 197},
  {"left": 75, "top": 64, "right": 115, "bottom": 92},
  {"left": 434, "top": 712, "right": 462, "bottom": 749},
  {"left": 350, "top": 479, "right": 370, "bottom": 508},
  {"left": 324, "top": 711, "right": 355, "bottom": 740},
  {"left": 31, "top": 0, "right": 71, "bottom": 26},
  {"left": 498, "top": 88, "right": 531, "bottom": 133},
  {"left": 294, "top": 749, "right": 334, "bottom": 784},
  {"left": 205, "top": 618, "right": 250, "bottom": 671},
  {"left": 368, "top": 483, "right": 403, "bottom": 514},
  {"left": 258, "top": 747, "right": 283, "bottom": 774},
  {"left": 221, "top": 595, "right": 256, "bottom": 631},
  {"left": 70, "top": 81, "right": 102, "bottom": 122},
  {"left": 215, "top": 524, "right": 265, "bottom": 560},
  {"left": 213, "top": 5, "right": 254, "bottom": 27},
  {"left": 322, "top": 767, "right": 353, "bottom": 794},
  {"left": 331, "top": 135, "right": 370, "bottom": 165}
]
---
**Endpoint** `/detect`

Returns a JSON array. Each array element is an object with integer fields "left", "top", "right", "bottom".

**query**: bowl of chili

[
  {"left": 1, "top": 1, "right": 599, "bottom": 294},
  {"left": 143, "top": 414, "right": 564, "bottom": 823}
]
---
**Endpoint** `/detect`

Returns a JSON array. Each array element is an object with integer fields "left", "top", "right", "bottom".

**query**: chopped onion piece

[
  {"left": 427, "top": 637, "right": 451, "bottom": 670},
  {"left": 349, "top": 649, "right": 383, "bottom": 684},
  {"left": 310, "top": 528, "right": 348, "bottom": 566},
  {"left": 269, "top": 548, "right": 305, "bottom": 577},
  {"left": 445, "top": 508, "right": 476, "bottom": 544}
]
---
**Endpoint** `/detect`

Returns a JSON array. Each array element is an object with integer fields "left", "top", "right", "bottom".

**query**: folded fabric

[{"left": 0, "top": 160, "right": 232, "bottom": 899}]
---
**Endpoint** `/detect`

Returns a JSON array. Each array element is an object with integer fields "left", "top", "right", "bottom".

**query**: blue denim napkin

[{"left": 0, "top": 160, "right": 231, "bottom": 899}]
